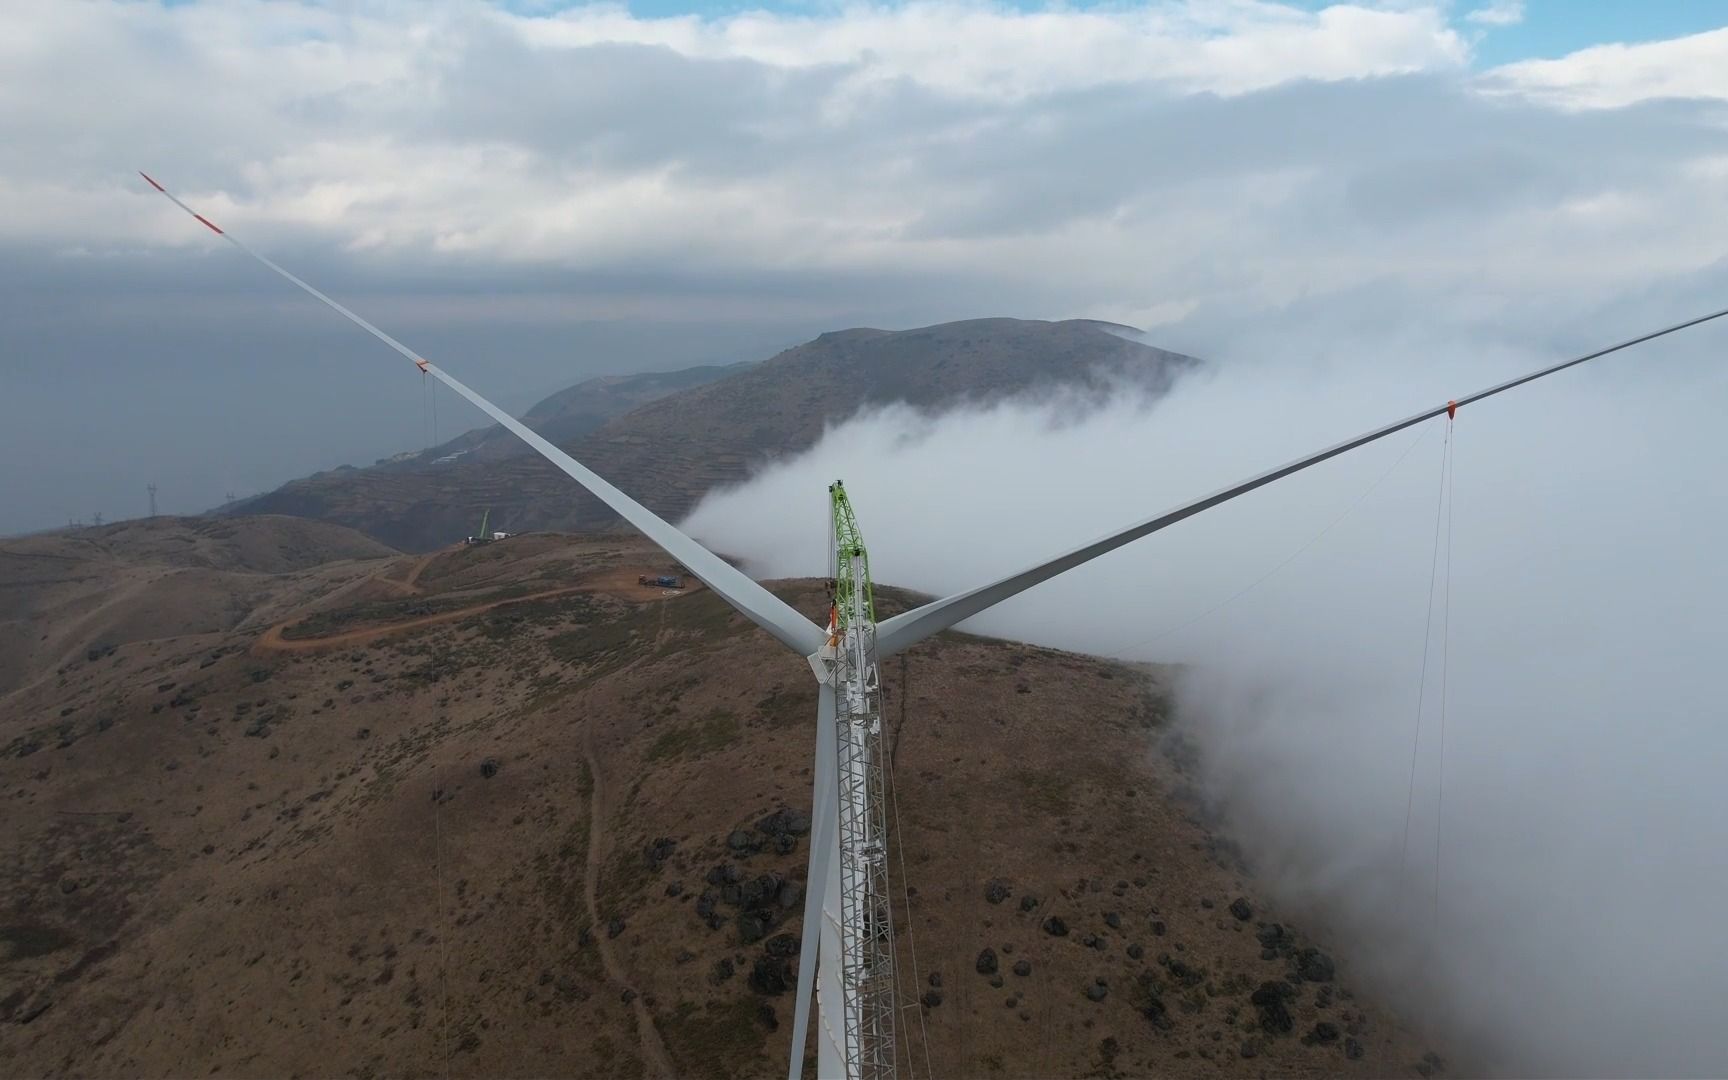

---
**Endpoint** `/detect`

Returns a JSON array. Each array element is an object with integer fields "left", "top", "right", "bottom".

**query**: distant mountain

[
  {"left": 236, "top": 318, "right": 1198, "bottom": 551},
  {"left": 376, "top": 361, "right": 753, "bottom": 472}
]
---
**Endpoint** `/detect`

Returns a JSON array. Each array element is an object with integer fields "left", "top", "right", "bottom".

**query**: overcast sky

[{"left": 3, "top": 0, "right": 1727, "bottom": 533}]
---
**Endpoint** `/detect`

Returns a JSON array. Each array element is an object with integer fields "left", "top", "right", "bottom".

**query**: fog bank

[{"left": 683, "top": 328, "right": 1728, "bottom": 1077}]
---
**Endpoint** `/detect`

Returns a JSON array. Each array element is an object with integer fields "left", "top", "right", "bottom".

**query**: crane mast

[{"left": 826, "top": 481, "right": 897, "bottom": 1080}]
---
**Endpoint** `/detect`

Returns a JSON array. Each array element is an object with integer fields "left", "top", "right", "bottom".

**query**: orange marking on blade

[
  {"left": 139, "top": 171, "right": 166, "bottom": 192},
  {"left": 193, "top": 214, "right": 223, "bottom": 235},
  {"left": 415, "top": 359, "right": 429, "bottom": 372}
]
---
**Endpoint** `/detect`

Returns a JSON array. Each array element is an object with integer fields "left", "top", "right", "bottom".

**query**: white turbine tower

[{"left": 142, "top": 173, "right": 1727, "bottom": 1080}]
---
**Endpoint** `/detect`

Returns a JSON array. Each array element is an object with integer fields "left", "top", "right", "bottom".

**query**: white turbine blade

[
  {"left": 876, "top": 305, "right": 1728, "bottom": 658},
  {"left": 431, "top": 374, "right": 826, "bottom": 654},
  {"left": 141, "top": 172, "right": 826, "bottom": 657},
  {"left": 787, "top": 683, "right": 838, "bottom": 1080},
  {"left": 816, "top": 773, "right": 847, "bottom": 1080}
]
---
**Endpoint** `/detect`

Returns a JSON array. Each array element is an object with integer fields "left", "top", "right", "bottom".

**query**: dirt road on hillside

[
  {"left": 252, "top": 585, "right": 589, "bottom": 654},
  {"left": 582, "top": 721, "right": 676, "bottom": 1077}
]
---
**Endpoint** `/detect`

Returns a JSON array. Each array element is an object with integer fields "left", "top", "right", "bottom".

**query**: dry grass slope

[{"left": 0, "top": 520, "right": 1445, "bottom": 1079}]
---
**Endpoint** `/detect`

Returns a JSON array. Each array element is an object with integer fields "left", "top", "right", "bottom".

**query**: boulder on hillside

[
  {"left": 1294, "top": 947, "right": 1335, "bottom": 983},
  {"left": 750, "top": 956, "right": 790, "bottom": 995},
  {"left": 757, "top": 807, "right": 811, "bottom": 837},
  {"left": 644, "top": 836, "right": 677, "bottom": 870},
  {"left": 976, "top": 948, "right": 998, "bottom": 976},
  {"left": 1251, "top": 981, "right": 1297, "bottom": 1034}
]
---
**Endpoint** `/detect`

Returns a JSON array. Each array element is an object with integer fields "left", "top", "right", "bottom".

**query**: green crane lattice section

[{"left": 829, "top": 481, "right": 874, "bottom": 630}]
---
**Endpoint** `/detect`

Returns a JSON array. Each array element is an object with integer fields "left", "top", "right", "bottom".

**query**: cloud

[
  {"left": 1485, "top": 27, "right": 1728, "bottom": 109},
  {"left": 1464, "top": 0, "right": 1522, "bottom": 28},
  {"left": 682, "top": 311, "right": 1728, "bottom": 1076},
  {"left": 0, "top": 1, "right": 1471, "bottom": 261},
  {"left": 511, "top": 1, "right": 1470, "bottom": 100},
  {"left": 0, "top": 0, "right": 1721, "bottom": 290}
]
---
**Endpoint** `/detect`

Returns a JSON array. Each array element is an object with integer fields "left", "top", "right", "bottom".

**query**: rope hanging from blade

[
  {"left": 1434, "top": 415, "right": 1456, "bottom": 932},
  {"left": 1398, "top": 412, "right": 1456, "bottom": 928},
  {"left": 1400, "top": 420, "right": 1448, "bottom": 889}
]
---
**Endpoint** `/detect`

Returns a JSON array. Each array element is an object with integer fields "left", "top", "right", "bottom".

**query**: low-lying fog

[{"left": 683, "top": 325, "right": 1728, "bottom": 1077}]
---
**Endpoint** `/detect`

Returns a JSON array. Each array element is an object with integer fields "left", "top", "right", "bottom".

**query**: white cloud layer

[
  {"left": 0, "top": 0, "right": 1722, "bottom": 282},
  {"left": 1486, "top": 27, "right": 1728, "bottom": 109}
]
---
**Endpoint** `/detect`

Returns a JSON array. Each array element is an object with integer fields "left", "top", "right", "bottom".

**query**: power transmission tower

[
  {"left": 148, "top": 483, "right": 158, "bottom": 517},
  {"left": 93, "top": 512, "right": 104, "bottom": 527}
]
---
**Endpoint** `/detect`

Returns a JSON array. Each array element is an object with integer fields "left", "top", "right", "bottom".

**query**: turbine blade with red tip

[{"left": 138, "top": 172, "right": 827, "bottom": 657}]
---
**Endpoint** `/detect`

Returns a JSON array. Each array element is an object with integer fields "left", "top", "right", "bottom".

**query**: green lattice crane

[
  {"left": 829, "top": 481, "right": 874, "bottom": 631},
  {"left": 817, "top": 480, "right": 895, "bottom": 1078}
]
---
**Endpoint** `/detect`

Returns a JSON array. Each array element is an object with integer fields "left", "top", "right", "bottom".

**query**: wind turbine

[{"left": 140, "top": 173, "right": 1728, "bottom": 1080}]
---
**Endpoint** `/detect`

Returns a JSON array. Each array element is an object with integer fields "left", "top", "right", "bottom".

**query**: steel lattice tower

[{"left": 827, "top": 482, "right": 897, "bottom": 1080}]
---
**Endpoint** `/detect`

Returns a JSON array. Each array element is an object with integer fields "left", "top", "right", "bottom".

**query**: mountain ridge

[{"left": 231, "top": 318, "right": 1199, "bottom": 552}]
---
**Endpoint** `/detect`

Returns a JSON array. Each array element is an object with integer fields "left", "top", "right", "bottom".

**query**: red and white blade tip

[{"left": 140, "top": 171, "right": 224, "bottom": 234}]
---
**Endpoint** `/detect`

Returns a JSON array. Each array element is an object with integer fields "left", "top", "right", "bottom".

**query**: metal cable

[
  {"left": 1401, "top": 422, "right": 1451, "bottom": 883},
  {"left": 1434, "top": 424, "right": 1457, "bottom": 931}
]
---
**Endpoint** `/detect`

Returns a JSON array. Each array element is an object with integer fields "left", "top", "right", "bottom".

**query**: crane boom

[
  {"left": 824, "top": 481, "right": 895, "bottom": 1080},
  {"left": 831, "top": 483, "right": 875, "bottom": 630}
]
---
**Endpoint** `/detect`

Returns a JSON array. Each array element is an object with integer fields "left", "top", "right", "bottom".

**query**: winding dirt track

[{"left": 252, "top": 585, "right": 589, "bottom": 654}]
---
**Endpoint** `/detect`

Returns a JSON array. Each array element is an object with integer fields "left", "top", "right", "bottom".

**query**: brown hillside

[
  {"left": 0, "top": 526, "right": 1446, "bottom": 1078},
  {"left": 382, "top": 362, "right": 750, "bottom": 473},
  {"left": 0, "top": 517, "right": 396, "bottom": 698},
  {"left": 236, "top": 319, "right": 1196, "bottom": 552}
]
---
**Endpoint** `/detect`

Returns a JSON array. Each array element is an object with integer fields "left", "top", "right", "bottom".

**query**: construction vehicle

[
  {"left": 639, "top": 574, "right": 684, "bottom": 589},
  {"left": 463, "top": 509, "right": 509, "bottom": 545}
]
